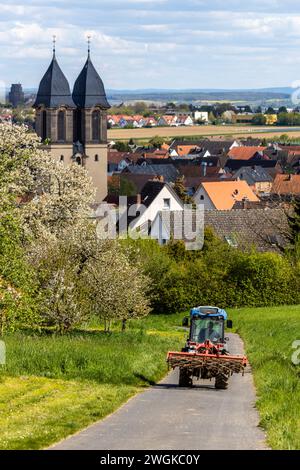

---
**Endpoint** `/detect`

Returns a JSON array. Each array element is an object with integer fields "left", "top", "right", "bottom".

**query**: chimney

[
  {"left": 136, "top": 193, "right": 142, "bottom": 205},
  {"left": 201, "top": 161, "right": 208, "bottom": 177},
  {"left": 242, "top": 197, "right": 249, "bottom": 209}
]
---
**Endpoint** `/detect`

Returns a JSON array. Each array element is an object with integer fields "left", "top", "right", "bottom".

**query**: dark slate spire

[
  {"left": 72, "top": 47, "right": 110, "bottom": 109},
  {"left": 33, "top": 40, "right": 75, "bottom": 108}
]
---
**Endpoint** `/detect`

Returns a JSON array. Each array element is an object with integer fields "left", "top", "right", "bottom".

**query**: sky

[{"left": 1, "top": 0, "right": 300, "bottom": 90}]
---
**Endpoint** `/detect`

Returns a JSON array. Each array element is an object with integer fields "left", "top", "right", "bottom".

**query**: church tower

[
  {"left": 72, "top": 40, "right": 110, "bottom": 202},
  {"left": 34, "top": 39, "right": 110, "bottom": 202}
]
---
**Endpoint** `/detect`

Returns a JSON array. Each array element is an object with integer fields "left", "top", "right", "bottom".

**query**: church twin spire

[{"left": 34, "top": 38, "right": 110, "bottom": 110}]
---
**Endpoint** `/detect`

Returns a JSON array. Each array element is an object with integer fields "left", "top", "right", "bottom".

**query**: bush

[{"left": 134, "top": 233, "right": 300, "bottom": 313}]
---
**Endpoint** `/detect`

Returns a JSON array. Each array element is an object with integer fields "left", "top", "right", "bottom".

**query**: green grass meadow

[
  {"left": 0, "top": 306, "right": 299, "bottom": 450},
  {"left": 229, "top": 305, "right": 300, "bottom": 450},
  {"left": 0, "top": 315, "right": 184, "bottom": 450}
]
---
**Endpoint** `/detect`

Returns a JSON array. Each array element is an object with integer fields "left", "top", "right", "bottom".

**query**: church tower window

[
  {"left": 57, "top": 110, "right": 66, "bottom": 142},
  {"left": 92, "top": 110, "right": 100, "bottom": 141},
  {"left": 42, "top": 110, "right": 47, "bottom": 141}
]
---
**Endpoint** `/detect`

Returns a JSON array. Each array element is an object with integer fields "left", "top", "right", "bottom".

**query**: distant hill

[{"left": 25, "top": 86, "right": 294, "bottom": 106}]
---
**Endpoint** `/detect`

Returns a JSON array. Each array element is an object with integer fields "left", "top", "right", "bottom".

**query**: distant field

[{"left": 108, "top": 125, "right": 300, "bottom": 141}]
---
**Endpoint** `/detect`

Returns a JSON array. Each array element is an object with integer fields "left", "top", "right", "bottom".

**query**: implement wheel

[
  {"left": 215, "top": 373, "right": 229, "bottom": 390},
  {"left": 179, "top": 368, "right": 193, "bottom": 387}
]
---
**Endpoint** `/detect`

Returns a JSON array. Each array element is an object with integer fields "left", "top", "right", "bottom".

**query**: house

[
  {"left": 193, "top": 111, "right": 209, "bottom": 123},
  {"left": 177, "top": 145, "right": 204, "bottom": 157},
  {"left": 150, "top": 207, "right": 289, "bottom": 252},
  {"left": 158, "top": 115, "right": 178, "bottom": 126},
  {"left": 227, "top": 146, "right": 267, "bottom": 160},
  {"left": 151, "top": 209, "right": 204, "bottom": 248},
  {"left": 168, "top": 139, "right": 209, "bottom": 157},
  {"left": 142, "top": 149, "right": 169, "bottom": 159},
  {"left": 205, "top": 208, "right": 289, "bottom": 252},
  {"left": 122, "top": 163, "right": 180, "bottom": 183},
  {"left": 225, "top": 158, "right": 282, "bottom": 179},
  {"left": 143, "top": 116, "right": 157, "bottom": 127},
  {"left": 194, "top": 180, "right": 259, "bottom": 210},
  {"left": 272, "top": 174, "right": 300, "bottom": 196},
  {"left": 107, "top": 151, "right": 132, "bottom": 174},
  {"left": 129, "top": 181, "right": 184, "bottom": 232},
  {"left": 197, "top": 139, "right": 239, "bottom": 155},
  {"left": 233, "top": 166, "right": 273, "bottom": 195},
  {"left": 176, "top": 114, "right": 194, "bottom": 126}
]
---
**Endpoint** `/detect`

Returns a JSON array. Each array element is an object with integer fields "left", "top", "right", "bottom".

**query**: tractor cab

[
  {"left": 183, "top": 306, "right": 232, "bottom": 346},
  {"left": 168, "top": 306, "right": 245, "bottom": 389}
]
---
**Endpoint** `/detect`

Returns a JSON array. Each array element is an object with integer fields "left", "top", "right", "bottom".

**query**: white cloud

[{"left": 1, "top": 0, "right": 300, "bottom": 88}]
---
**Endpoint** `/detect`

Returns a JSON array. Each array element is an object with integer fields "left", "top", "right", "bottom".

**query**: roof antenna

[
  {"left": 87, "top": 35, "right": 91, "bottom": 58},
  {"left": 52, "top": 35, "right": 56, "bottom": 57}
]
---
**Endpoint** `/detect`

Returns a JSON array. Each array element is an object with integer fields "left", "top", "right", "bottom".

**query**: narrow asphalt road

[{"left": 52, "top": 334, "right": 268, "bottom": 450}]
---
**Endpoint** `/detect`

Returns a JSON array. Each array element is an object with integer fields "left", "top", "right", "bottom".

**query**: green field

[
  {"left": 229, "top": 305, "right": 300, "bottom": 450},
  {"left": 0, "top": 306, "right": 299, "bottom": 450},
  {"left": 0, "top": 318, "right": 184, "bottom": 450}
]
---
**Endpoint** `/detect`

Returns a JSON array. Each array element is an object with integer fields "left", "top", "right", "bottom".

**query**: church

[{"left": 33, "top": 41, "right": 110, "bottom": 202}]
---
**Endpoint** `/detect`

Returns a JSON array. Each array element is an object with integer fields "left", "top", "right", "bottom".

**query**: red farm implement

[{"left": 167, "top": 307, "right": 248, "bottom": 389}]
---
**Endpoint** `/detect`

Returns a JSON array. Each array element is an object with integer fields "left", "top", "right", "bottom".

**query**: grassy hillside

[
  {"left": 0, "top": 317, "right": 184, "bottom": 450},
  {"left": 229, "top": 305, "right": 300, "bottom": 450}
]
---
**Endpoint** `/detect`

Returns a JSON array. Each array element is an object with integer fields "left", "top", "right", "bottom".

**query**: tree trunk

[{"left": 122, "top": 319, "right": 127, "bottom": 332}]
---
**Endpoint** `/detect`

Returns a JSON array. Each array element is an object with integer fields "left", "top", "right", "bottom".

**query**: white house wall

[
  {"left": 130, "top": 186, "right": 183, "bottom": 230},
  {"left": 193, "top": 187, "right": 215, "bottom": 210}
]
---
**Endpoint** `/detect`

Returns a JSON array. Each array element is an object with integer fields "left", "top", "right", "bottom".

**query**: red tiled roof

[
  {"left": 228, "top": 146, "right": 267, "bottom": 160},
  {"left": 272, "top": 174, "right": 300, "bottom": 195},
  {"left": 108, "top": 151, "right": 132, "bottom": 164}
]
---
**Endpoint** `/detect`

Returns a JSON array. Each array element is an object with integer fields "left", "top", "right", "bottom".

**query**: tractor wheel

[
  {"left": 215, "top": 373, "right": 229, "bottom": 390},
  {"left": 179, "top": 368, "right": 193, "bottom": 387}
]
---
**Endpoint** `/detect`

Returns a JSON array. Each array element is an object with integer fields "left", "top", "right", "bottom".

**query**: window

[
  {"left": 191, "top": 317, "right": 223, "bottom": 343},
  {"left": 74, "top": 109, "right": 82, "bottom": 142},
  {"left": 224, "top": 235, "right": 238, "bottom": 248},
  {"left": 92, "top": 110, "right": 100, "bottom": 141},
  {"left": 163, "top": 198, "right": 171, "bottom": 209},
  {"left": 57, "top": 110, "right": 66, "bottom": 142},
  {"left": 42, "top": 110, "right": 47, "bottom": 141},
  {"left": 60, "top": 155, "right": 64, "bottom": 162},
  {"left": 95, "top": 154, "right": 99, "bottom": 162},
  {"left": 200, "top": 195, "right": 204, "bottom": 200}
]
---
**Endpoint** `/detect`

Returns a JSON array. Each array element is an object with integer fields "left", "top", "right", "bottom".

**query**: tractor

[{"left": 167, "top": 306, "right": 247, "bottom": 389}]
